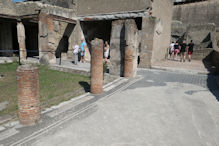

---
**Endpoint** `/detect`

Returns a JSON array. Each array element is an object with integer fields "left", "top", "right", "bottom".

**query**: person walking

[
  {"left": 179, "top": 40, "right": 187, "bottom": 62},
  {"left": 169, "top": 42, "right": 175, "bottom": 60},
  {"left": 174, "top": 41, "right": 180, "bottom": 60},
  {"left": 80, "top": 39, "right": 86, "bottom": 63},
  {"left": 73, "top": 45, "right": 79, "bottom": 65},
  {"left": 188, "top": 40, "right": 194, "bottom": 62},
  {"left": 104, "top": 41, "right": 110, "bottom": 63}
]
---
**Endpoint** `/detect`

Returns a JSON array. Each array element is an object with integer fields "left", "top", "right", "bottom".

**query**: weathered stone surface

[
  {"left": 17, "top": 22, "right": 27, "bottom": 62},
  {"left": 139, "top": 17, "right": 156, "bottom": 68},
  {"left": 173, "top": 0, "right": 219, "bottom": 27},
  {"left": 90, "top": 38, "right": 103, "bottom": 94},
  {"left": 40, "top": 0, "right": 76, "bottom": 9},
  {"left": 39, "top": 13, "right": 56, "bottom": 64},
  {"left": 187, "top": 23, "right": 216, "bottom": 49},
  {"left": 0, "top": 101, "right": 8, "bottom": 112},
  {"left": 109, "top": 20, "right": 125, "bottom": 76},
  {"left": 171, "top": 20, "right": 187, "bottom": 42},
  {"left": 15, "top": 2, "right": 76, "bottom": 18},
  {"left": 77, "top": 0, "right": 151, "bottom": 16},
  {"left": 151, "top": 0, "right": 173, "bottom": 63},
  {"left": 17, "top": 65, "right": 40, "bottom": 126},
  {"left": 124, "top": 19, "right": 139, "bottom": 78},
  {"left": 0, "top": 0, "right": 16, "bottom": 15}
]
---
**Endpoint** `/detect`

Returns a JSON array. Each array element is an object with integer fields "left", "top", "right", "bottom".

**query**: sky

[{"left": 13, "top": 0, "right": 24, "bottom": 2}]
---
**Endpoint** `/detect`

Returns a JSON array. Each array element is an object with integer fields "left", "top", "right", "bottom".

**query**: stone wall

[
  {"left": 172, "top": 0, "right": 219, "bottom": 63},
  {"left": 151, "top": 0, "right": 173, "bottom": 63},
  {"left": 77, "top": 0, "right": 151, "bottom": 16},
  {"left": 139, "top": 17, "right": 156, "bottom": 68},
  {"left": 171, "top": 20, "right": 187, "bottom": 42},
  {"left": 187, "top": 23, "right": 217, "bottom": 50},
  {"left": 41, "top": 0, "right": 76, "bottom": 9},
  {"left": 173, "top": 0, "right": 219, "bottom": 26},
  {"left": 0, "top": 0, "right": 16, "bottom": 15},
  {"left": 15, "top": 2, "right": 76, "bottom": 18}
]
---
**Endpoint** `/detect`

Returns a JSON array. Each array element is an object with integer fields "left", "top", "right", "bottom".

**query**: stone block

[
  {"left": 124, "top": 19, "right": 139, "bottom": 78},
  {"left": 109, "top": 20, "right": 125, "bottom": 76}
]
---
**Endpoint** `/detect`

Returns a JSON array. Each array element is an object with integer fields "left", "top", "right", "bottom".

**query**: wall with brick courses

[
  {"left": 17, "top": 65, "right": 40, "bottom": 126},
  {"left": 90, "top": 38, "right": 103, "bottom": 94}
]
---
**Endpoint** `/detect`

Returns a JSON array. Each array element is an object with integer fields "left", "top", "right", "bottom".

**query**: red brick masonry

[
  {"left": 17, "top": 65, "right": 40, "bottom": 126},
  {"left": 90, "top": 38, "right": 103, "bottom": 94}
]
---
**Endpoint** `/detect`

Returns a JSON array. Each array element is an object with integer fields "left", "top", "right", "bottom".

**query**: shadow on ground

[
  {"left": 79, "top": 81, "right": 90, "bottom": 92},
  {"left": 203, "top": 51, "right": 219, "bottom": 101}
]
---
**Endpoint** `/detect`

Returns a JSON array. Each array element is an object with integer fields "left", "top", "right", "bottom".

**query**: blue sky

[{"left": 13, "top": 0, "right": 24, "bottom": 2}]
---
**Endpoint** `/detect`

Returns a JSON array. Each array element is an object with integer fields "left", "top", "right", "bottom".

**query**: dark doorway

[
  {"left": 24, "top": 22, "right": 39, "bottom": 57},
  {"left": 80, "top": 20, "right": 112, "bottom": 51},
  {"left": 56, "top": 23, "right": 75, "bottom": 58}
]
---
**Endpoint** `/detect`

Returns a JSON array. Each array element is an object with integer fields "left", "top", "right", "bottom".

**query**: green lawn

[{"left": 0, "top": 62, "right": 90, "bottom": 116}]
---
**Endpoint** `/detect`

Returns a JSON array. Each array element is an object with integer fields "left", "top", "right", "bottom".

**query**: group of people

[
  {"left": 72, "top": 39, "right": 110, "bottom": 65},
  {"left": 169, "top": 40, "right": 194, "bottom": 62},
  {"left": 73, "top": 39, "right": 86, "bottom": 65}
]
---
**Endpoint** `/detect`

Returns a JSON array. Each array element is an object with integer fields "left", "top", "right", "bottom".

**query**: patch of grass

[{"left": 0, "top": 63, "right": 90, "bottom": 116}]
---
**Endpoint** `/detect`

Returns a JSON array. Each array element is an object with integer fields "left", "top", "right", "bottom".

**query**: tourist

[
  {"left": 104, "top": 41, "right": 110, "bottom": 63},
  {"left": 179, "top": 40, "right": 187, "bottom": 62},
  {"left": 80, "top": 39, "right": 86, "bottom": 63},
  {"left": 169, "top": 42, "right": 175, "bottom": 60},
  {"left": 188, "top": 40, "right": 194, "bottom": 62},
  {"left": 174, "top": 41, "right": 180, "bottom": 60},
  {"left": 73, "top": 44, "right": 79, "bottom": 65}
]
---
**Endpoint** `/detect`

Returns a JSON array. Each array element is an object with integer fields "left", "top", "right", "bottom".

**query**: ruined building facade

[
  {"left": 172, "top": 0, "right": 219, "bottom": 66},
  {"left": 0, "top": 0, "right": 173, "bottom": 75}
]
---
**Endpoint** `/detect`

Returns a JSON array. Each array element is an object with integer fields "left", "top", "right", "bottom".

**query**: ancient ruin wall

[
  {"left": 77, "top": 0, "right": 151, "bottom": 16},
  {"left": 42, "top": 0, "right": 76, "bottom": 9},
  {"left": 173, "top": 0, "right": 219, "bottom": 26},
  {"left": 0, "top": 0, "right": 16, "bottom": 15},
  {"left": 151, "top": 0, "right": 173, "bottom": 63}
]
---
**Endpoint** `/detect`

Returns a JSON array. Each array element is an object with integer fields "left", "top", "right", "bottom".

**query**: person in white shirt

[
  {"left": 104, "top": 41, "right": 110, "bottom": 63},
  {"left": 73, "top": 45, "right": 79, "bottom": 65},
  {"left": 169, "top": 42, "right": 175, "bottom": 60}
]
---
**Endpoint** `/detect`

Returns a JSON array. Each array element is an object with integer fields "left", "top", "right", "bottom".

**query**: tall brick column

[
  {"left": 17, "top": 65, "right": 40, "bottom": 126},
  {"left": 124, "top": 19, "right": 139, "bottom": 78},
  {"left": 17, "top": 21, "right": 27, "bottom": 62},
  {"left": 39, "top": 13, "right": 56, "bottom": 64},
  {"left": 90, "top": 38, "right": 103, "bottom": 94}
]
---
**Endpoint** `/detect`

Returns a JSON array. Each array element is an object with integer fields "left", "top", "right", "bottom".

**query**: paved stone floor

[
  {"left": 152, "top": 59, "right": 209, "bottom": 74},
  {"left": 55, "top": 59, "right": 90, "bottom": 72},
  {"left": 21, "top": 69, "right": 219, "bottom": 146},
  {"left": 1, "top": 69, "right": 219, "bottom": 146}
]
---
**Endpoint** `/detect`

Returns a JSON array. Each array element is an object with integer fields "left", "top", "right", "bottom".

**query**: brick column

[
  {"left": 17, "top": 65, "right": 40, "bottom": 126},
  {"left": 109, "top": 20, "right": 125, "bottom": 76},
  {"left": 39, "top": 13, "right": 56, "bottom": 64},
  {"left": 90, "top": 38, "right": 103, "bottom": 94},
  {"left": 17, "top": 22, "right": 27, "bottom": 62},
  {"left": 124, "top": 19, "right": 139, "bottom": 78}
]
